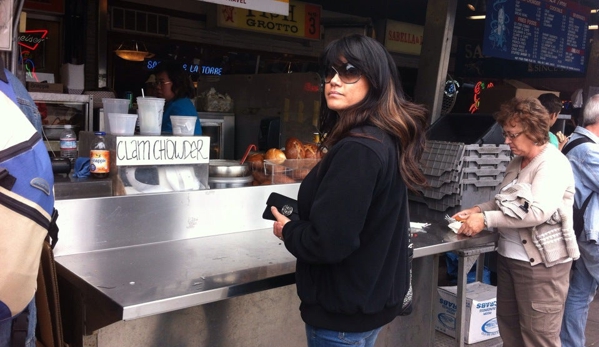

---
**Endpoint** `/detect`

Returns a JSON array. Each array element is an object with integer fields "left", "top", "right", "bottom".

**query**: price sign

[{"left": 482, "top": 0, "right": 589, "bottom": 72}]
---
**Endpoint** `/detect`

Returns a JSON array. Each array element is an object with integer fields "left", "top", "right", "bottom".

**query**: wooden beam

[{"left": 414, "top": 0, "right": 458, "bottom": 124}]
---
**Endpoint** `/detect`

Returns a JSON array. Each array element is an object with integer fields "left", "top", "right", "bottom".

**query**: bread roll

[
  {"left": 246, "top": 152, "right": 264, "bottom": 171},
  {"left": 272, "top": 173, "right": 296, "bottom": 184},
  {"left": 285, "top": 137, "right": 305, "bottom": 159},
  {"left": 265, "top": 148, "right": 286, "bottom": 163},
  {"left": 294, "top": 168, "right": 311, "bottom": 180},
  {"left": 246, "top": 152, "right": 264, "bottom": 163},
  {"left": 264, "top": 148, "right": 286, "bottom": 174},
  {"left": 252, "top": 170, "right": 271, "bottom": 184},
  {"left": 303, "top": 143, "right": 321, "bottom": 159}
]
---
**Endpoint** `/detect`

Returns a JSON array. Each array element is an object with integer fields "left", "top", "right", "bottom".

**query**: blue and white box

[{"left": 435, "top": 281, "right": 499, "bottom": 344}]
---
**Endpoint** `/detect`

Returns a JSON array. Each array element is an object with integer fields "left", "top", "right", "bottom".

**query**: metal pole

[{"left": 10, "top": 0, "right": 25, "bottom": 75}]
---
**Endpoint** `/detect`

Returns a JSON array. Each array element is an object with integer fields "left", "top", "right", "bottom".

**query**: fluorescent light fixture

[
  {"left": 467, "top": 15, "right": 486, "bottom": 20},
  {"left": 591, "top": 9, "right": 598, "bottom": 13},
  {"left": 589, "top": 24, "right": 598, "bottom": 30}
]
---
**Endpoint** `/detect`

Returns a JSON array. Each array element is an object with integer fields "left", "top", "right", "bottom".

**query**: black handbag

[{"left": 262, "top": 192, "right": 300, "bottom": 221}]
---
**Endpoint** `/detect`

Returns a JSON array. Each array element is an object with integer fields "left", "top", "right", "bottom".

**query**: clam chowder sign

[
  {"left": 199, "top": 0, "right": 289, "bottom": 16},
  {"left": 115, "top": 136, "right": 210, "bottom": 166}
]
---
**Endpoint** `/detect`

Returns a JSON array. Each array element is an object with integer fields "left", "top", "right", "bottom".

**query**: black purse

[{"left": 262, "top": 192, "right": 300, "bottom": 221}]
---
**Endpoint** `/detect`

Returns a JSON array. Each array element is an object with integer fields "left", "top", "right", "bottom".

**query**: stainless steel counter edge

[
  {"left": 120, "top": 272, "right": 297, "bottom": 321},
  {"left": 53, "top": 186, "right": 498, "bottom": 332}
]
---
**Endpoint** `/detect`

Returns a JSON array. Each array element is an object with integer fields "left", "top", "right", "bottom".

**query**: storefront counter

[{"left": 53, "top": 185, "right": 498, "bottom": 347}]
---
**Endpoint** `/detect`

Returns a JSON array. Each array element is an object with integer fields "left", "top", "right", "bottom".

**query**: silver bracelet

[{"left": 483, "top": 212, "right": 488, "bottom": 228}]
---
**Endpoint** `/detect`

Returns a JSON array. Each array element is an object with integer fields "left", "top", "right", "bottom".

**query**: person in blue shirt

[
  {"left": 153, "top": 61, "right": 201, "bottom": 135},
  {"left": 560, "top": 94, "right": 599, "bottom": 347}
]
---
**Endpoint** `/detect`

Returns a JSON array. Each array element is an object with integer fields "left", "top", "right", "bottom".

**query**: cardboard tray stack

[{"left": 409, "top": 141, "right": 511, "bottom": 213}]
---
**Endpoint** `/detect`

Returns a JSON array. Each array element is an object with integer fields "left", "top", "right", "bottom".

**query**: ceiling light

[
  {"left": 114, "top": 41, "right": 154, "bottom": 62},
  {"left": 468, "top": 15, "right": 486, "bottom": 20},
  {"left": 467, "top": 3, "right": 476, "bottom": 11}
]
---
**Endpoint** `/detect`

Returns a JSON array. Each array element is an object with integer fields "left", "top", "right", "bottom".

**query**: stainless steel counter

[
  {"left": 410, "top": 213, "right": 497, "bottom": 258},
  {"left": 53, "top": 185, "right": 498, "bottom": 346},
  {"left": 57, "top": 228, "right": 296, "bottom": 328}
]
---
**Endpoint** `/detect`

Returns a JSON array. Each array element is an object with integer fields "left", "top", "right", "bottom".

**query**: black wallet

[{"left": 262, "top": 192, "right": 300, "bottom": 221}]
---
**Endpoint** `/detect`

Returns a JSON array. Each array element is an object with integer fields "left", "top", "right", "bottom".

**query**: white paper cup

[{"left": 137, "top": 97, "right": 165, "bottom": 135}]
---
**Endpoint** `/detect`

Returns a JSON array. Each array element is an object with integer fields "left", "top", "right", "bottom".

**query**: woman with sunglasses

[
  {"left": 270, "top": 34, "right": 428, "bottom": 347},
  {"left": 452, "top": 97, "right": 579, "bottom": 347},
  {"left": 153, "top": 61, "right": 201, "bottom": 135}
]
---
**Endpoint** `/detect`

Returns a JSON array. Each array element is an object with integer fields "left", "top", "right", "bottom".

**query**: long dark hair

[
  {"left": 153, "top": 61, "right": 195, "bottom": 99},
  {"left": 318, "top": 34, "right": 428, "bottom": 191}
]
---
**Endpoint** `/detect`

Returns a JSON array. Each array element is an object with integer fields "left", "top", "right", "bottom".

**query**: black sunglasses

[{"left": 323, "top": 63, "right": 362, "bottom": 84}]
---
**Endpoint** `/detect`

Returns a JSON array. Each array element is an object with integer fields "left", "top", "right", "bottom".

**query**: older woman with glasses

[
  {"left": 153, "top": 61, "right": 201, "bottom": 135},
  {"left": 452, "top": 97, "right": 579, "bottom": 347},
  {"left": 270, "top": 34, "right": 428, "bottom": 347}
]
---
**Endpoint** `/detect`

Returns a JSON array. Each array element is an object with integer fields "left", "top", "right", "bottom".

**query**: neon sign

[
  {"left": 18, "top": 29, "right": 48, "bottom": 50},
  {"left": 17, "top": 29, "right": 48, "bottom": 82},
  {"left": 20, "top": 50, "right": 38, "bottom": 82},
  {"left": 147, "top": 60, "right": 223, "bottom": 76},
  {"left": 469, "top": 81, "right": 494, "bottom": 113}
]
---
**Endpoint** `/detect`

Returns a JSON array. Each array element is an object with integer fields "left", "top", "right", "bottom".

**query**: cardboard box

[
  {"left": 478, "top": 79, "right": 558, "bottom": 113},
  {"left": 435, "top": 281, "right": 499, "bottom": 344},
  {"left": 27, "top": 82, "right": 64, "bottom": 94}
]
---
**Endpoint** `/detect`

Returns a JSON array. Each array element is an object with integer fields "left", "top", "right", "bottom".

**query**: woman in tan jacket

[{"left": 452, "top": 97, "right": 579, "bottom": 347}]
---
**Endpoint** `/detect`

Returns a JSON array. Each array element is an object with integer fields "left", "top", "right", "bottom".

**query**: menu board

[{"left": 482, "top": 0, "right": 590, "bottom": 72}]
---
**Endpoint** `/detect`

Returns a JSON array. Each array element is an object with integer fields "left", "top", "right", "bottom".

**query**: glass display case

[{"left": 30, "top": 92, "right": 93, "bottom": 153}]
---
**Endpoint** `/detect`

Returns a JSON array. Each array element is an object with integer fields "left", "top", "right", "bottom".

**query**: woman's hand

[
  {"left": 271, "top": 206, "right": 291, "bottom": 240},
  {"left": 457, "top": 212, "right": 486, "bottom": 237},
  {"left": 451, "top": 207, "right": 480, "bottom": 222}
]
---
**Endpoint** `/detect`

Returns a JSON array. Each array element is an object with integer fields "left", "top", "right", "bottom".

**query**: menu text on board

[{"left": 482, "top": 0, "right": 589, "bottom": 72}]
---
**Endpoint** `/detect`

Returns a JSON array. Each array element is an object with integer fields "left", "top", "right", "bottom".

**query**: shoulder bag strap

[
  {"left": 562, "top": 135, "right": 593, "bottom": 155},
  {"left": 562, "top": 134, "right": 595, "bottom": 218}
]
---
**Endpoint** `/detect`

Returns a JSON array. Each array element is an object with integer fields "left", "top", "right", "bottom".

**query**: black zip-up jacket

[{"left": 282, "top": 125, "right": 411, "bottom": 332}]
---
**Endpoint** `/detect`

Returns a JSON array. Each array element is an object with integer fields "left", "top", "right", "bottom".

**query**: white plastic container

[
  {"left": 102, "top": 98, "right": 130, "bottom": 133},
  {"left": 170, "top": 115, "right": 197, "bottom": 136},
  {"left": 108, "top": 113, "right": 138, "bottom": 135}
]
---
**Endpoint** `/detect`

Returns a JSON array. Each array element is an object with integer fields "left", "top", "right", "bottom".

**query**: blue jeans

[
  {"left": 0, "top": 299, "right": 37, "bottom": 347},
  {"left": 560, "top": 239, "right": 599, "bottom": 347},
  {"left": 306, "top": 324, "right": 382, "bottom": 347}
]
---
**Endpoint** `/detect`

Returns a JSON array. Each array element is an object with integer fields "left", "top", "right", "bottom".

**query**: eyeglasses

[
  {"left": 154, "top": 81, "right": 172, "bottom": 87},
  {"left": 323, "top": 63, "right": 362, "bottom": 84},
  {"left": 502, "top": 130, "right": 523, "bottom": 139}
]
